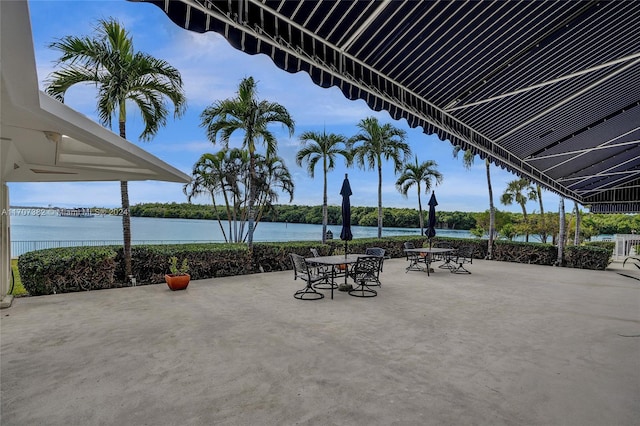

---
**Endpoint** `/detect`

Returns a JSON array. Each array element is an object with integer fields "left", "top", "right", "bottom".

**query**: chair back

[
  {"left": 450, "top": 245, "right": 474, "bottom": 274},
  {"left": 365, "top": 247, "right": 386, "bottom": 271},
  {"left": 403, "top": 241, "right": 417, "bottom": 260},
  {"left": 365, "top": 247, "right": 385, "bottom": 257},
  {"left": 290, "top": 253, "right": 309, "bottom": 279},
  {"left": 351, "top": 255, "right": 383, "bottom": 285},
  {"left": 457, "top": 245, "right": 474, "bottom": 263},
  {"left": 432, "top": 241, "right": 452, "bottom": 261},
  {"left": 310, "top": 248, "right": 320, "bottom": 257},
  {"left": 290, "top": 253, "right": 326, "bottom": 300}
]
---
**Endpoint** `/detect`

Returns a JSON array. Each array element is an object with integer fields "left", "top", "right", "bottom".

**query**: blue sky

[{"left": 11, "top": 0, "right": 562, "bottom": 214}]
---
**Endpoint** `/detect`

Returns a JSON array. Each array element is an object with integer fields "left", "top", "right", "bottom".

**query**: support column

[{"left": 1, "top": 182, "right": 13, "bottom": 308}]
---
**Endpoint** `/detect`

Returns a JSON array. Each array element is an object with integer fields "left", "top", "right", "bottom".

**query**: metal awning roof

[{"left": 135, "top": 0, "right": 640, "bottom": 213}]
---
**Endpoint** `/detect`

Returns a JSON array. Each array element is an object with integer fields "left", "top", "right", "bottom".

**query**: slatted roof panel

[{"left": 134, "top": 0, "right": 640, "bottom": 213}]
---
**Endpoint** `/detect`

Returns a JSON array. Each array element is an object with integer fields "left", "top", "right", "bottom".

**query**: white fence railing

[
  {"left": 11, "top": 240, "right": 214, "bottom": 257},
  {"left": 613, "top": 234, "right": 640, "bottom": 261}
]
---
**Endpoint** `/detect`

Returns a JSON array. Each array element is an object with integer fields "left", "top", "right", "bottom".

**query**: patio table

[
  {"left": 403, "top": 247, "right": 456, "bottom": 276},
  {"left": 306, "top": 254, "right": 365, "bottom": 299}
]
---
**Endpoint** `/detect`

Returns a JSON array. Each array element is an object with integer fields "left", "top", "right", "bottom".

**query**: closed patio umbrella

[
  {"left": 426, "top": 191, "right": 438, "bottom": 248},
  {"left": 339, "top": 173, "right": 353, "bottom": 255}
]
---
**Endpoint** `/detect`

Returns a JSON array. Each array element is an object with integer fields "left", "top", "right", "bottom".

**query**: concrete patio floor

[{"left": 1, "top": 258, "right": 639, "bottom": 425}]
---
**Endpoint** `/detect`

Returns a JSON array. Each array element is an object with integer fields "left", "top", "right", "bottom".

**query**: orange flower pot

[{"left": 164, "top": 274, "right": 190, "bottom": 291}]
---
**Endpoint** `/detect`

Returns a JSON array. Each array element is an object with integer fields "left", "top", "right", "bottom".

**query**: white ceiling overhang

[
  {"left": 0, "top": 0, "right": 190, "bottom": 184},
  {"left": 134, "top": 0, "right": 640, "bottom": 213}
]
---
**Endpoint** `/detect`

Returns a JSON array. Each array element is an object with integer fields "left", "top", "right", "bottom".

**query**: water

[{"left": 9, "top": 214, "right": 473, "bottom": 256}]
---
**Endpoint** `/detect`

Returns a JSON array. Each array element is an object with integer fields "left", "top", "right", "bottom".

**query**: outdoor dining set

[
  {"left": 289, "top": 242, "right": 473, "bottom": 301},
  {"left": 403, "top": 242, "right": 473, "bottom": 276},
  {"left": 289, "top": 181, "right": 473, "bottom": 301}
]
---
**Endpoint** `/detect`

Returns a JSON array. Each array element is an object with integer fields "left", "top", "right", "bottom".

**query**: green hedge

[
  {"left": 430, "top": 237, "right": 488, "bottom": 259},
  {"left": 252, "top": 242, "right": 329, "bottom": 273},
  {"left": 17, "top": 237, "right": 612, "bottom": 296},
  {"left": 122, "top": 243, "right": 250, "bottom": 283},
  {"left": 565, "top": 246, "right": 612, "bottom": 270},
  {"left": 492, "top": 240, "right": 557, "bottom": 265},
  {"left": 330, "top": 236, "right": 426, "bottom": 259},
  {"left": 18, "top": 246, "right": 119, "bottom": 295},
  {"left": 584, "top": 241, "right": 615, "bottom": 251}
]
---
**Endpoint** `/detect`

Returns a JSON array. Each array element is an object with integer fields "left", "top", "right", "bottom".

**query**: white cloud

[
  {"left": 154, "top": 140, "right": 213, "bottom": 154},
  {"left": 7, "top": 181, "right": 191, "bottom": 209}
]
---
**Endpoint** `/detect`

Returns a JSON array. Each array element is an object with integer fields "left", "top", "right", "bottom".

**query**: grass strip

[{"left": 10, "top": 259, "right": 28, "bottom": 296}]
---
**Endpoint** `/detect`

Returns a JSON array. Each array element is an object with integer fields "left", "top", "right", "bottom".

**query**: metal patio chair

[
  {"left": 450, "top": 245, "right": 473, "bottom": 274},
  {"left": 365, "top": 247, "right": 386, "bottom": 273},
  {"left": 403, "top": 241, "right": 428, "bottom": 272},
  {"left": 348, "top": 255, "right": 383, "bottom": 298},
  {"left": 290, "top": 253, "right": 328, "bottom": 300},
  {"left": 433, "top": 241, "right": 455, "bottom": 269},
  {"left": 309, "top": 248, "right": 337, "bottom": 291}
]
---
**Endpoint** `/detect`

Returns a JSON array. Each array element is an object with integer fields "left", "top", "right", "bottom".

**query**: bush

[
  {"left": 18, "top": 236, "right": 611, "bottom": 296},
  {"left": 492, "top": 241, "right": 556, "bottom": 265},
  {"left": 18, "top": 246, "right": 119, "bottom": 296},
  {"left": 565, "top": 246, "right": 612, "bottom": 270},
  {"left": 253, "top": 242, "right": 329, "bottom": 273},
  {"left": 431, "top": 237, "right": 488, "bottom": 259},
  {"left": 123, "top": 243, "right": 250, "bottom": 283},
  {"left": 584, "top": 241, "right": 615, "bottom": 252},
  {"left": 330, "top": 236, "right": 427, "bottom": 259}
]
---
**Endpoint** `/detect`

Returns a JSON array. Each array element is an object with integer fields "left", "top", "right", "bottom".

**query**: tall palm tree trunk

[
  {"left": 557, "top": 198, "right": 566, "bottom": 266},
  {"left": 210, "top": 196, "right": 228, "bottom": 242},
  {"left": 247, "top": 153, "right": 256, "bottom": 251},
  {"left": 486, "top": 160, "right": 495, "bottom": 259},
  {"left": 322, "top": 159, "right": 328, "bottom": 244},
  {"left": 120, "top": 181, "right": 132, "bottom": 277},
  {"left": 574, "top": 201, "right": 581, "bottom": 245},
  {"left": 417, "top": 184, "right": 424, "bottom": 235},
  {"left": 377, "top": 163, "right": 383, "bottom": 238},
  {"left": 119, "top": 119, "right": 132, "bottom": 278},
  {"left": 521, "top": 206, "right": 529, "bottom": 242},
  {"left": 537, "top": 184, "right": 547, "bottom": 243}
]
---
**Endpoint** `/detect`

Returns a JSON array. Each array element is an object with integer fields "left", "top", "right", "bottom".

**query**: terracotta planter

[{"left": 164, "top": 274, "right": 190, "bottom": 291}]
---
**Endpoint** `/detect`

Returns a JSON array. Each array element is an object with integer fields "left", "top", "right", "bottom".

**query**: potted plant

[{"left": 165, "top": 256, "right": 190, "bottom": 291}]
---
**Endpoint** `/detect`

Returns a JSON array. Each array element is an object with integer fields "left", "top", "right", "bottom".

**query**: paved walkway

[{"left": 1, "top": 258, "right": 639, "bottom": 425}]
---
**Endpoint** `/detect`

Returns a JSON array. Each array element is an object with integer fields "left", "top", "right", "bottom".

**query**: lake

[{"left": 9, "top": 214, "right": 474, "bottom": 256}]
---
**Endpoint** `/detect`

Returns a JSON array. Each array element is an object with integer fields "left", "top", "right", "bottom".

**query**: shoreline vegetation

[{"left": 7, "top": 202, "right": 640, "bottom": 237}]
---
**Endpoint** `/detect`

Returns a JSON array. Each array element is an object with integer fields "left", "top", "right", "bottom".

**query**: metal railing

[
  {"left": 11, "top": 240, "right": 215, "bottom": 257},
  {"left": 613, "top": 234, "right": 640, "bottom": 261}
]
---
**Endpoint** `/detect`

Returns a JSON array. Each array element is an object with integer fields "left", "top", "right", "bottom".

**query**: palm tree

[
  {"left": 45, "top": 18, "right": 186, "bottom": 277},
  {"left": 184, "top": 150, "right": 238, "bottom": 242},
  {"left": 536, "top": 184, "right": 548, "bottom": 243},
  {"left": 395, "top": 156, "right": 443, "bottom": 235},
  {"left": 573, "top": 201, "right": 581, "bottom": 245},
  {"left": 350, "top": 117, "right": 411, "bottom": 238},
  {"left": 500, "top": 178, "right": 537, "bottom": 242},
  {"left": 184, "top": 149, "right": 293, "bottom": 243},
  {"left": 558, "top": 198, "right": 566, "bottom": 265},
  {"left": 200, "top": 76, "right": 294, "bottom": 250},
  {"left": 296, "top": 130, "right": 352, "bottom": 243},
  {"left": 453, "top": 146, "right": 497, "bottom": 258}
]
